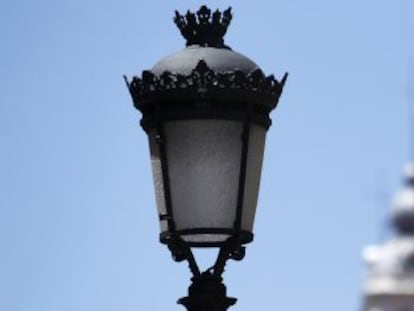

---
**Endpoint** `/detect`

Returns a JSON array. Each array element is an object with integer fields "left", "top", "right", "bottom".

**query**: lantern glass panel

[
  {"left": 164, "top": 119, "right": 243, "bottom": 240},
  {"left": 148, "top": 129, "right": 167, "bottom": 216},
  {"left": 148, "top": 118, "right": 267, "bottom": 245},
  {"left": 241, "top": 124, "right": 266, "bottom": 231}
]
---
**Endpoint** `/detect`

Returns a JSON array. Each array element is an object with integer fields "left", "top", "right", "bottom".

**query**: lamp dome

[{"left": 151, "top": 46, "right": 260, "bottom": 76}]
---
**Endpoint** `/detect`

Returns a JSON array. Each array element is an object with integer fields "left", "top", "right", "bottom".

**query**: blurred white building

[{"left": 363, "top": 164, "right": 414, "bottom": 311}]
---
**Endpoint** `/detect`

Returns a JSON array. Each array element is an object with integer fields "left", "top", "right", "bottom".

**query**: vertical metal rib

[{"left": 234, "top": 103, "right": 252, "bottom": 232}]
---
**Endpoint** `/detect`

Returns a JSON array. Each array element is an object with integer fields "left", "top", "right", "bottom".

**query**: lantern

[{"left": 125, "top": 6, "right": 287, "bottom": 310}]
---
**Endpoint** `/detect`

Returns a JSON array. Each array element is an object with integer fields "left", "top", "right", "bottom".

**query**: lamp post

[{"left": 125, "top": 5, "right": 287, "bottom": 311}]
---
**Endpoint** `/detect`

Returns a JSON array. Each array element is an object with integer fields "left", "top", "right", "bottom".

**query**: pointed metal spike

[
  {"left": 123, "top": 75, "right": 130, "bottom": 88},
  {"left": 280, "top": 72, "right": 289, "bottom": 88}
]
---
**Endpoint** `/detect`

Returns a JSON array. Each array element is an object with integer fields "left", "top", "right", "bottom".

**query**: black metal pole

[{"left": 178, "top": 272, "right": 236, "bottom": 311}]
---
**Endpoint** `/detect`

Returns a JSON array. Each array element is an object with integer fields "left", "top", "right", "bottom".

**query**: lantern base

[
  {"left": 178, "top": 273, "right": 236, "bottom": 311},
  {"left": 160, "top": 229, "right": 253, "bottom": 248},
  {"left": 168, "top": 235, "right": 246, "bottom": 310}
]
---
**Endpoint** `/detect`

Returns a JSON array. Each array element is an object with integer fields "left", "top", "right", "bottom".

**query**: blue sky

[{"left": 1, "top": 1, "right": 414, "bottom": 310}]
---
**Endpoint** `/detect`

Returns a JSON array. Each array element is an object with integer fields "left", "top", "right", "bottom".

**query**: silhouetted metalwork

[
  {"left": 127, "top": 59, "right": 286, "bottom": 112},
  {"left": 125, "top": 5, "right": 287, "bottom": 310},
  {"left": 174, "top": 5, "right": 232, "bottom": 48},
  {"left": 169, "top": 235, "right": 244, "bottom": 310}
]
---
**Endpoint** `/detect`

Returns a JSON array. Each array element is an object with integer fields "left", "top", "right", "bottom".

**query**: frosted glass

[
  {"left": 182, "top": 234, "right": 230, "bottom": 244},
  {"left": 147, "top": 120, "right": 267, "bottom": 244},
  {"left": 148, "top": 129, "right": 168, "bottom": 232},
  {"left": 241, "top": 125, "right": 266, "bottom": 231},
  {"left": 164, "top": 120, "right": 243, "bottom": 235}
]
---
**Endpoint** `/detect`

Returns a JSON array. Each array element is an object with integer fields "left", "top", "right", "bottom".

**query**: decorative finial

[{"left": 174, "top": 5, "right": 232, "bottom": 48}]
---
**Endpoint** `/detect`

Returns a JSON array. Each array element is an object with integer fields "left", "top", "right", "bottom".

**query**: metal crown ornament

[{"left": 174, "top": 5, "right": 233, "bottom": 48}]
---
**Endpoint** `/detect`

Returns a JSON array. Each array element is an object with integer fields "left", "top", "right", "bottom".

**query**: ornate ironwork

[
  {"left": 166, "top": 235, "right": 201, "bottom": 277},
  {"left": 125, "top": 59, "right": 287, "bottom": 110},
  {"left": 125, "top": 5, "right": 289, "bottom": 310},
  {"left": 166, "top": 235, "right": 244, "bottom": 311},
  {"left": 174, "top": 5, "right": 232, "bottom": 48}
]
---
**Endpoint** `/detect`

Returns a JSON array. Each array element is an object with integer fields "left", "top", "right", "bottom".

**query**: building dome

[
  {"left": 392, "top": 163, "right": 414, "bottom": 234},
  {"left": 362, "top": 163, "right": 414, "bottom": 310},
  {"left": 363, "top": 237, "right": 414, "bottom": 296}
]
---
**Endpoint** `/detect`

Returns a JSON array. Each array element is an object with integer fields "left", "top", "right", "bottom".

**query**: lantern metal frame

[{"left": 125, "top": 58, "right": 287, "bottom": 248}]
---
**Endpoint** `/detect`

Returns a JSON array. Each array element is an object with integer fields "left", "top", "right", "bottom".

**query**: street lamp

[{"left": 125, "top": 5, "right": 287, "bottom": 311}]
